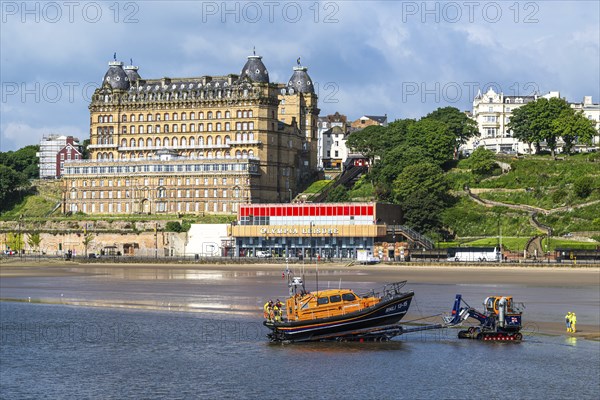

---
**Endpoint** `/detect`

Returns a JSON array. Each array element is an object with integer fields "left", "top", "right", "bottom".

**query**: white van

[{"left": 256, "top": 250, "right": 272, "bottom": 258}]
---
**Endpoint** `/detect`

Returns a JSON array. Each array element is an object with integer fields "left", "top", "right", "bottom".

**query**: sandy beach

[{"left": 1, "top": 260, "right": 599, "bottom": 339}]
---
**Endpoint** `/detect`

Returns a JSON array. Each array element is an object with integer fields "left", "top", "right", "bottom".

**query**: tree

[
  {"left": 393, "top": 162, "right": 449, "bottom": 233},
  {"left": 468, "top": 147, "right": 496, "bottom": 176},
  {"left": 27, "top": 232, "right": 42, "bottom": 254},
  {"left": 7, "top": 232, "right": 24, "bottom": 253},
  {"left": 508, "top": 97, "right": 571, "bottom": 157},
  {"left": 552, "top": 109, "right": 598, "bottom": 154},
  {"left": 326, "top": 185, "right": 350, "bottom": 202},
  {"left": 573, "top": 176, "right": 593, "bottom": 199},
  {"left": 424, "top": 106, "right": 479, "bottom": 146},
  {"left": 165, "top": 221, "right": 183, "bottom": 232},
  {"left": 0, "top": 145, "right": 40, "bottom": 179},
  {"left": 82, "top": 233, "right": 94, "bottom": 257},
  {"left": 0, "top": 164, "right": 29, "bottom": 208},
  {"left": 406, "top": 119, "right": 456, "bottom": 166},
  {"left": 345, "top": 125, "right": 388, "bottom": 165}
]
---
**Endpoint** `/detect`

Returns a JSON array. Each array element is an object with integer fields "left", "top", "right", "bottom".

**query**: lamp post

[
  {"left": 309, "top": 221, "right": 313, "bottom": 262},
  {"left": 288, "top": 188, "right": 292, "bottom": 203}
]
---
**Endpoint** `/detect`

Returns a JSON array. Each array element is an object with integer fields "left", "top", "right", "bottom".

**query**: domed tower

[
  {"left": 239, "top": 54, "right": 270, "bottom": 83},
  {"left": 287, "top": 65, "right": 314, "bottom": 94},
  {"left": 279, "top": 59, "right": 320, "bottom": 169},
  {"left": 103, "top": 60, "right": 130, "bottom": 90},
  {"left": 124, "top": 60, "right": 141, "bottom": 84}
]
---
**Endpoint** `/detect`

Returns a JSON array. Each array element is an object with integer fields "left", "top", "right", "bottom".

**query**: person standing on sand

[
  {"left": 571, "top": 312, "right": 577, "bottom": 333},
  {"left": 565, "top": 312, "right": 572, "bottom": 332}
]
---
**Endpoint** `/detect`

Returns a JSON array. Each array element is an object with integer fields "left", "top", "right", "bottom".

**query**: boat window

[
  {"left": 329, "top": 295, "right": 341, "bottom": 303},
  {"left": 342, "top": 293, "right": 356, "bottom": 302},
  {"left": 317, "top": 297, "right": 329, "bottom": 305}
]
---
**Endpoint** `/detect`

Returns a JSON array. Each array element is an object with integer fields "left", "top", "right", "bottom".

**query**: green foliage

[
  {"left": 393, "top": 163, "right": 449, "bottom": 233},
  {"left": 423, "top": 106, "right": 479, "bottom": 145},
  {"left": 508, "top": 97, "right": 572, "bottom": 155},
  {"left": 165, "top": 221, "right": 183, "bottom": 232},
  {"left": 0, "top": 145, "right": 40, "bottom": 179},
  {"left": 304, "top": 180, "right": 332, "bottom": 194},
  {"left": 537, "top": 202, "right": 600, "bottom": 235},
  {"left": 326, "top": 185, "right": 350, "bottom": 202},
  {"left": 0, "top": 165, "right": 30, "bottom": 208},
  {"left": 467, "top": 147, "right": 496, "bottom": 176},
  {"left": 405, "top": 119, "right": 455, "bottom": 166},
  {"left": 347, "top": 178, "right": 375, "bottom": 200},
  {"left": 573, "top": 176, "right": 594, "bottom": 199},
  {"left": 7, "top": 232, "right": 24, "bottom": 252},
  {"left": 27, "top": 232, "right": 41, "bottom": 251},
  {"left": 551, "top": 109, "right": 597, "bottom": 154}
]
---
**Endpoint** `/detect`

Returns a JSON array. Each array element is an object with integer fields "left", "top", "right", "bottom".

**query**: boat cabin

[{"left": 285, "top": 288, "right": 380, "bottom": 322}]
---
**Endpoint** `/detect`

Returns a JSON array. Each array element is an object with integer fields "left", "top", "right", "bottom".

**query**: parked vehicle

[
  {"left": 447, "top": 247, "right": 500, "bottom": 262},
  {"left": 256, "top": 250, "right": 272, "bottom": 258},
  {"left": 356, "top": 249, "right": 380, "bottom": 264}
]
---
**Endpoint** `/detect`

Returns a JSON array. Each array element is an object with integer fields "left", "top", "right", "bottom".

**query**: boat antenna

[{"left": 339, "top": 278, "right": 342, "bottom": 290}]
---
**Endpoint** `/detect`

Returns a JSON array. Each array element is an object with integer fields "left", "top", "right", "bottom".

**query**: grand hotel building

[{"left": 62, "top": 54, "right": 319, "bottom": 214}]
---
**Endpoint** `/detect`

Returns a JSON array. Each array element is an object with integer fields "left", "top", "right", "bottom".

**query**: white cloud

[{"left": 1, "top": 122, "right": 82, "bottom": 151}]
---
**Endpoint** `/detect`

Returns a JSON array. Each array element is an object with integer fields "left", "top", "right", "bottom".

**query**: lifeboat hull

[{"left": 264, "top": 292, "right": 414, "bottom": 343}]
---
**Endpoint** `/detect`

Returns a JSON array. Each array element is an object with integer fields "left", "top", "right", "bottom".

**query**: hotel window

[
  {"left": 208, "top": 112, "right": 213, "bottom": 119},
  {"left": 225, "top": 111, "right": 230, "bottom": 118},
  {"left": 213, "top": 189, "right": 218, "bottom": 197},
  {"left": 216, "top": 111, "right": 222, "bottom": 119},
  {"left": 207, "top": 123, "right": 213, "bottom": 131},
  {"left": 156, "top": 113, "right": 161, "bottom": 121},
  {"left": 148, "top": 114, "right": 153, "bottom": 122},
  {"left": 204, "top": 189, "right": 209, "bottom": 197},
  {"left": 248, "top": 110, "right": 253, "bottom": 117},
  {"left": 281, "top": 108, "right": 285, "bottom": 114},
  {"left": 199, "top": 112, "right": 204, "bottom": 119},
  {"left": 173, "top": 113, "right": 178, "bottom": 121}
]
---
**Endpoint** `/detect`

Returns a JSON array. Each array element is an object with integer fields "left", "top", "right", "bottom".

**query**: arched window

[
  {"left": 109, "top": 115, "right": 113, "bottom": 122},
  {"left": 225, "top": 151, "right": 231, "bottom": 158},
  {"left": 122, "top": 115, "right": 127, "bottom": 122},
  {"left": 181, "top": 137, "right": 187, "bottom": 146},
  {"left": 164, "top": 125, "right": 169, "bottom": 133},
  {"left": 173, "top": 125, "right": 178, "bottom": 133},
  {"left": 216, "top": 151, "right": 222, "bottom": 158},
  {"left": 138, "top": 138, "right": 144, "bottom": 147},
  {"left": 199, "top": 112, "right": 204, "bottom": 119},
  {"left": 248, "top": 110, "right": 253, "bottom": 117},
  {"left": 207, "top": 111, "right": 213, "bottom": 119},
  {"left": 198, "top": 136, "right": 204, "bottom": 145},
  {"left": 108, "top": 153, "right": 114, "bottom": 159},
  {"left": 173, "top": 113, "right": 178, "bottom": 121},
  {"left": 249, "top": 122, "right": 254, "bottom": 130},
  {"left": 147, "top": 114, "right": 152, "bottom": 122},
  {"left": 216, "top": 111, "right": 222, "bottom": 119},
  {"left": 173, "top": 137, "right": 178, "bottom": 147},
  {"left": 199, "top": 124, "right": 204, "bottom": 132},
  {"left": 216, "top": 123, "right": 221, "bottom": 131},
  {"left": 156, "top": 113, "right": 161, "bottom": 121},
  {"left": 237, "top": 110, "right": 242, "bottom": 118},
  {"left": 225, "top": 122, "right": 230, "bottom": 131},
  {"left": 182, "top": 124, "right": 186, "bottom": 133},
  {"left": 130, "top": 126, "right": 135, "bottom": 134},
  {"left": 130, "top": 114, "right": 136, "bottom": 122},
  {"left": 216, "top": 136, "right": 222, "bottom": 145},
  {"left": 242, "top": 122, "right": 248, "bottom": 130},
  {"left": 139, "top": 126, "right": 144, "bottom": 134},
  {"left": 248, "top": 150, "right": 254, "bottom": 158},
  {"left": 164, "top": 137, "right": 170, "bottom": 147},
  {"left": 148, "top": 126, "right": 153, "bottom": 134},
  {"left": 242, "top": 133, "right": 247, "bottom": 142},
  {"left": 207, "top": 151, "right": 213, "bottom": 158},
  {"left": 130, "top": 138, "right": 135, "bottom": 147},
  {"left": 98, "top": 116, "right": 102, "bottom": 123},
  {"left": 225, "top": 135, "right": 231, "bottom": 144},
  {"left": 225, "top": 111, "right": 230, "bottom": 118},
  {"left": 190, "top": 137, "right": 195, "bottom": 146},
  {"left": 236, "top": 122, "right": 241, "bottom": 130},
  {"left": 243, "top": 111, "right": 248, "bottom": 118},
  {"left": 242, "top": 150, "right": 248, "bottom": 159},
  {"left": 190, "top": 112, "right": 195, "bottom": 119},
  {"left": 235, "top": 150, "right": 242, "bottom": 159},
  {"left": 236, "top": 133, "right": 241, "bottom": 142},
  {"left": 155, "top": 138, "right": 161, "bottom": 147},
  {"left": 198, "top": 151, "right": 204, "bottom": 158},
  {"left": 139, "top": 114, "right": 144, "bottom": 121},
  {"left": 207, "top": 136, "right": 213, "bottom": 146},
  {"left": 182, "top": 112, "right": 187, "bottom": 120},
  {"left": 190, "top": 123, "right": 195, "bottom": 132},
  {"left": 121, "top": 139, "right": 127, "bottom": 147},
  {"left": 207, "top": 123, "right": 213, "bottom": 131},
  {"left": 146, "top": 138, "right": 152, "bottom": 147}
]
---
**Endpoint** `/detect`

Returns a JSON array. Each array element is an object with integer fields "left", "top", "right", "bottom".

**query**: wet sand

[{"left": 1, "top": 261, "right": 599, "bottom": 339}]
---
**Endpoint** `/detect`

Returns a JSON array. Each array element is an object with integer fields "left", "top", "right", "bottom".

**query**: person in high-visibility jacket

[
  {"left": 273, "top": 304, "right": 281, "bottom": 323},
  {"left": 570, "top": 312, "right": 577, "bottom": 333},
  {"left": 264, "top": 300, "right": 273, "bottom": 321},
  {"left": 565, "top": 312, "right": 572, "bottom": 332}
]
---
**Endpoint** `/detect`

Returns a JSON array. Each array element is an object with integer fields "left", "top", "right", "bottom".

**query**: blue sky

[{"left": 1, "top": 0, "right": 599, "bottom": 151}]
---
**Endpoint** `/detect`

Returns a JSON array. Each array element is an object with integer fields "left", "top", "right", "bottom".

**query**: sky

[{"left": 1, "top": 0, "right": 599, "bottom": 151}]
